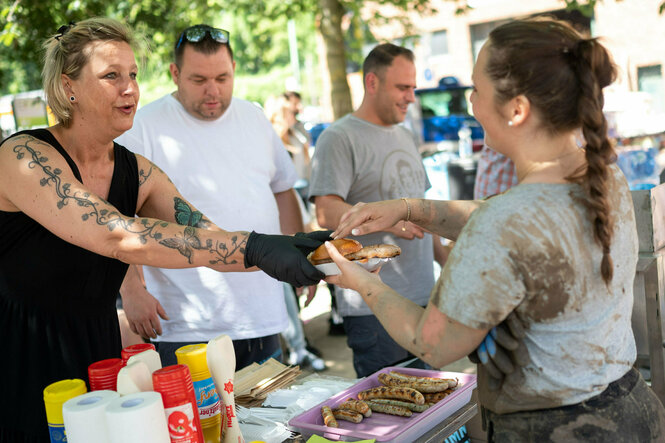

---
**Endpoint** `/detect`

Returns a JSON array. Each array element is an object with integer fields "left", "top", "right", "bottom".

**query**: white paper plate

[{"left": 314, "top": 257, "right": 394, "bottom": 276}]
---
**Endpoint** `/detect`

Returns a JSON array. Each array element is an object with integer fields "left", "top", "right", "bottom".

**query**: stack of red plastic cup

[
  {"left": 87, "top": 358, "right": 123, "bottom": 391},
  {"left": 153, "top": 364, "right": 203, "bottom": 443},
  {"left": 121, "top": 343, "right": 156, "bottom": 365}
]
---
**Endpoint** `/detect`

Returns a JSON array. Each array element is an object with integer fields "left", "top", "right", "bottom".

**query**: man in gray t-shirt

[{"left": 308, "top": 43, "right": 446, "bottom": 377}]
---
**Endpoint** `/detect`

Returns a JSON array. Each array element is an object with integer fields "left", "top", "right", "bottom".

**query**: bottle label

[
  {"left": 48, "top": 423, "right": 67, "bottom": 442},
  {"left": 192, "top": 377, "right": 221, "bottom": 419},
  {"left": 165, "top": 403, "right": 200, "bottom": 443}
]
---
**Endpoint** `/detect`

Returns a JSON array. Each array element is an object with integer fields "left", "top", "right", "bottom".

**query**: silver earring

[
  {"left": 70, "top": 96, "right": 75, "bottom": 102},
  {"left": 508, "top": 121, "right": 514, "bottom": 126}
]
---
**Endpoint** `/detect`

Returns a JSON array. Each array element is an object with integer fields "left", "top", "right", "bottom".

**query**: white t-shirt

[
  {"left": 433, "top": 164, "right": 638, "bottom": 413},
  {"left": 116, "top": 95, "right": 298, "bottom": 341}
]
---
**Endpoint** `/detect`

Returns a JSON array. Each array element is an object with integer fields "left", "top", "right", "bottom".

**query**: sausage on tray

[
  {"left": 332, "top": 408, "right": 364, "bottom": 424},
  {"left": 339, "top": 398, "right": 371, "bottom": 417},
  {"left": 357, "top": 386, "right": 425, "bottom": 405},
  {"left": 379, "top": 372, "right": 451, "bottom": 393},
  {"left": 390, "top": 371, "right": 458, "bottom": 386},
  {"left": 424, "top": 388, "right": 455, "bottom": 404},
  {"left": 321, "top": 405, "right": 338, "bottom": 428},
  {"left": 366, "top": 400, "right": 413, "bottom": 417},
  {"left": 369, "top": 398, "right": 430, "bottom": 413}
]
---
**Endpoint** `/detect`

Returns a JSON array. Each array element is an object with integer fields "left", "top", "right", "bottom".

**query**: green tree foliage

[{"left": 2, "top": 0, "right": 663, "bottom": 118}]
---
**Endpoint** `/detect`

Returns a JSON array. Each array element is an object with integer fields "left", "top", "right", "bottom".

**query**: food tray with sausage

[{"left": 288, "top": 367, "right": 477, "bottom": 442}]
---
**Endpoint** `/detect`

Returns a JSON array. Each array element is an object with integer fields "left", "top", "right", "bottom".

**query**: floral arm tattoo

[{"left": 13, "top": 137, "right": 246, "bottom": 265}]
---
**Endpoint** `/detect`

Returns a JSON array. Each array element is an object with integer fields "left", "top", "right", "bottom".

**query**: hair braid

[{"left": 572, "top": 39, "right": 617, "bottom": 284}]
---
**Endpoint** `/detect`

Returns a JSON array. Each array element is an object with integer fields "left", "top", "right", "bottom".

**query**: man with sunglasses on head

[{"left": 116, "top": 24, "right": 316, "bottom": 369}]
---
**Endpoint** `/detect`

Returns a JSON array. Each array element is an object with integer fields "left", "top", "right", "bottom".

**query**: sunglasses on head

[{"left": 176, "top": 25, "right": 229, "bottom": 49}]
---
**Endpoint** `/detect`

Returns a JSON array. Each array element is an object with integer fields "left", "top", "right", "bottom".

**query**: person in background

[
  {"left": 263, "top": 93, "right": 326, "bottom": 370},
  {"left": 326, "top": 17, "right": 665, "bottom": 441},
  {"left": 116, "top": 24, "right": 327, "bottom": 369},
  {"left": 0, "top": 18, "right": 326, "bottom": 443},
  {"left": 473, "top": 144, "right": 518, "bottom": 199},
  {"left": 283, "top": 90, "right": 310, "bottom": 144},
  {"left": 265, "top": 93, "right": 312, "bottom": 203},
  {"left": 308, "top": 43, "right": 448, "bottom": 378}
]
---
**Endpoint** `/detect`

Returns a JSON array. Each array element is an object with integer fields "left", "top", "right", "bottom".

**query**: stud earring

[
  {"left": 70, "top": 96, "right": 75, "bottom": 102},
  {"left": 508, "top": 121, "right": 514, "bottom": 126}
]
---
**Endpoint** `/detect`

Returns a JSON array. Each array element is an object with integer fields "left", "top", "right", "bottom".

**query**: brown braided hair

[{"left": 486, "top": 18, "right": 617, "bottom": 284}]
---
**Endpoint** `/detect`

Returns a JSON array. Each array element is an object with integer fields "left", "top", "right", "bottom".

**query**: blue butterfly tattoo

[{"left": 174, "top": 197, "right": 203, "bottom": 227}]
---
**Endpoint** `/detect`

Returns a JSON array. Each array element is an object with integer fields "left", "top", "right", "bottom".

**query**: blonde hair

[{"left": 42, "top": 17, "right": 137, "bottom": 127}]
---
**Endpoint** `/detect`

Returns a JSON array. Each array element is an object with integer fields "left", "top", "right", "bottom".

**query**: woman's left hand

[{"left": 323, "top": 241, "right": 383, "bottom": 293}]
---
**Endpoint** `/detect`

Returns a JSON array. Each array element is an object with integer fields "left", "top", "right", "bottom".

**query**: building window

[
  {"left": 638, "top": 65, "right": 664, "bottom": 113},
  {"left": 470, "top": 10, "right": 591, "bottom": 62},
  {"left": 431, "top": 30, "right": 448, "bottom": 56},
  {"left": 469, "top": 20, "right": 510, "bottom": 62}
]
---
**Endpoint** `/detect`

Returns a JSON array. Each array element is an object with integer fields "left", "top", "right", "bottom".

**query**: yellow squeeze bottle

[
  {"left": 43, "top": 379, "right": 87, "bottom": 443},
  {"left": 176, "top": 344, "right": 222, "bottom": 443}
]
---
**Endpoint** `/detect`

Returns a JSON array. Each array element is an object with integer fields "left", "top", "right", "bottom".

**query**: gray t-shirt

[
  {"left": 309, "top": 114, "right": 434, "bottom": 316},
  {"left": 433, "top": 164, "right": 637, "bottom": 413}
]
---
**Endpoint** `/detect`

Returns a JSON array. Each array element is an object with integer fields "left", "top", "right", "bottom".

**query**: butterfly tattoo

[{"left": 174, "top": 197, "right": 204, "bottom": 227}]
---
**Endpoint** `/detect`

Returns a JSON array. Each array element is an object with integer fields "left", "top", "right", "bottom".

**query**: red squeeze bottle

[
  {"left": 87, "top": 358, "right": 123, "bottom": 391},
  {"left": 121, "top": 343, "right": 157, "bottom": 365},
  {"left": 153, "top": 364, "right": 204, "bottom": 443}
]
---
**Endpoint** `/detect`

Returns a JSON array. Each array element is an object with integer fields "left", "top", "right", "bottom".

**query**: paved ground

[{"left": 297, "top": 283, "right": 477, "bottom": 379}]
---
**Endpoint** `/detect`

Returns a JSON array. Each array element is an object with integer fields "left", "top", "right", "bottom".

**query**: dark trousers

[
  {"left": 153, "top": 334, "right": 282, "bottom": 371},
  {"left": 343, "top": 314, "right": 412, "bottom": 378},
  {"left": 487, "top": 367, "right": 665, "bottom": 442}
]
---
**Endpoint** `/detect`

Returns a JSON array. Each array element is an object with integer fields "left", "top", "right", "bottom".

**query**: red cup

[
  {"left": 121, "top": 343, "right": 156, "bottom": 364},
  {"left": 88, "top": 358, "right": 123, "bottom": 391},
  {"left": 153, "top": 364, "right": 203, "bottom": 443}
]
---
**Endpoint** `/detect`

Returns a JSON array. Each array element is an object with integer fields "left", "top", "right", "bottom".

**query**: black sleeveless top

[{"left": 0, "top": 129, "right": 139, "bottom": 442}]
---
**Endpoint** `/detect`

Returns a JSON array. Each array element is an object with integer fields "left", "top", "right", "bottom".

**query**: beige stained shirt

[{"left": 432, "top": 164, "right": 638, "bottom": 413}]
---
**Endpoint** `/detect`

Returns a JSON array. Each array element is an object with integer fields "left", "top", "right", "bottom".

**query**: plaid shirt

[{"left": 474, "top": 145, "right": 518, "bottom": 199}]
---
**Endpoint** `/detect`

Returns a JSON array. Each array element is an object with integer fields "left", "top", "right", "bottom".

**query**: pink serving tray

[{"left": 288, "top": 367, "right": 477, "bottom": 442}]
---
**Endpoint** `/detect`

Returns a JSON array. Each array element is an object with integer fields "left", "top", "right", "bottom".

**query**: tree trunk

[{"left": 317, "top": 0, "right": 354, "bottom": 120}]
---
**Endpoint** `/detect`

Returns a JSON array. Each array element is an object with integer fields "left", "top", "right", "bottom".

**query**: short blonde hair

[{"left": 42, "top": 17, "right": 136, "bottom": 127}]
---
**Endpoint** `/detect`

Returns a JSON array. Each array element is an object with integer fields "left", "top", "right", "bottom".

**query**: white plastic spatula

[
  {"left": 126, "top": 349, "right": 162, "bottom": 374},
  {"left": 207, "top": 334, "right": 244, "bottom": 443},
  {"left": 116, "top": 360, "right": 153, "bottom": 395}
]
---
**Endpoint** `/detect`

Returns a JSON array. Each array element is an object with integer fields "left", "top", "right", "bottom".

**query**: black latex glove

[
  {"left": 244, "top": 231, "right": 327, "bottom": 287},
  {"left": 468, "top": 311, "right": 530, "bottom": 391},
  {"left": 295, "top": 230, "right": 334, "bottom": 243}
]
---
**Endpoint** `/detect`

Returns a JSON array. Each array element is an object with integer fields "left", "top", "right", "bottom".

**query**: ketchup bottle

[
  {"left": 121, "top": 343, "right": 156, "bottom": 365},
  {"left": 153, "top": 364, "right": 204, "bottom": 443},
  {"left": 88, "top": 358, "right": 123, "bottom": 391}
]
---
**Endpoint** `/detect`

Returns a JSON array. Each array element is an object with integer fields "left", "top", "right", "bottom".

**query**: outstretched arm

[
  {"left": 333, "top": 198, "right": 483, "bottom": 241},
  {"left": 0, "top": 135, "right": 324, "bottom": 286},
  {"left": 316, "top": 194, "right": 424, "bottom": 240},
  {"left": 324, "top": 242, "right": 487, "bottom": 368}
]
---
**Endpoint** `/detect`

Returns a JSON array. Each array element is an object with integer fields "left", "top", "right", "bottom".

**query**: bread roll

[{"left": 308, "top": 238, "right": 362, "bottom": 264}]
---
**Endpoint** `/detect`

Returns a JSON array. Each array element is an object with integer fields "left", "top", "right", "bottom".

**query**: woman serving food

[
  {"left": 0, "top": 18, "right": 326, "bottom": 443},
  {"left": 325, "top": 17, "right": 665, "bottom": 441}
]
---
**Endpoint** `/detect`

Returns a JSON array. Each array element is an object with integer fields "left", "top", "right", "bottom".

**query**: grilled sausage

[
  {"left": 366, "top": 400, "right": 413, "bottom": 417},
  {"left": 321, "top": 405, "right": 338, "bottom": 427},
  {"left": 357, "top": 386, "right": 425, "bottom": 405},
  {"left": 339, "top": 398, "right": 371, "bottom": 417},
  {"left": 390, "top": 371, "right": 458, "bottom": 384},
  {"left": 423, "top": 388, "right": 455, "bottom": 404},
  {"left": 382, "top": 371, "right": 454, "bottom": 393},
  {"left": 369, "top": 398, "right": 430, "bottom": 413},
  {"left": 332, "top": 408, "right": 364, "bottom": 424}
]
